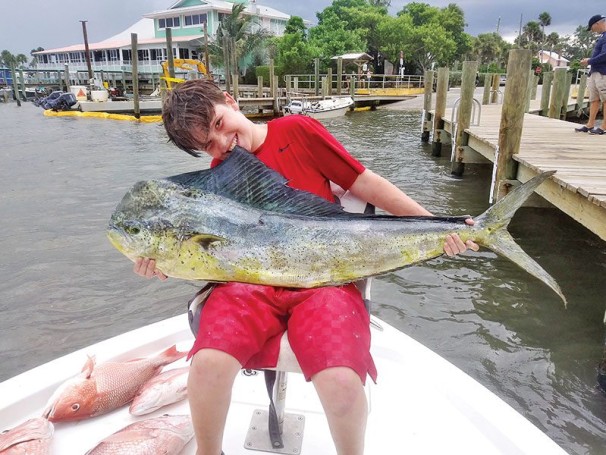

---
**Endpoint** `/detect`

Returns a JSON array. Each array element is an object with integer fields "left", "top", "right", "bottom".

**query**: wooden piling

[
  {"left": 540, "top": 71, "right": 553, "bottom": 116},
  {"left": 525, "top": 70, "right": 533, "bottom": 113},
  {"left": 327, "top": 68, "right": 333, "bottom": 96},
  {"left": 131, "top": 33, "right": 140, "bottom": 119},
  {"left": 232, "top": 74, "right": 239, "bottom": 100},
  {"left": 548, "top": 68, "right": 567, "bottom": 119},
  {"left": 491, "top": 49, "right": 532, "bottom": 202},
  {"left": 482, "top": 73, "right": 491, "bottom": 105},
  {"left": 10, "top": 64, "right": 21, "bottom": 106},
  {"left": 431, "top": 67, "right": 449, "bottom": 156},
  {"left": 257, "top": 76, "right": 264, "bottom": 113},
  {"left": 421, "top": 70, "right": 434, "bottom": 142},
  {"left": 337, "top": 57, "right": 343, "bottom": 95},
  {"left": 18, "top": 69, "right": 26, "bottom": 100},
  {"left": 166, "top": 28, "right": 175, "bottom": 80},
  {"left": 63, "top": 64, "right": 70, "bottom": 92},
  {"left": 314, "top": 58, "right": 320, "bottom": 96},
  {"left": 576, "top": 73, "right": 588, "bottom": 113},
  {"left": 531, "top": 75, "right": 539, "bottom": 100},
  {"left": 561, "top": 72, "right": 573, "bottom": 119},
  {"left": 490, "top": 73, "right": 500, "bottom": 104},
  {"left": 451, "top": 60, "right": 479, "bottom": 176},
  {"left": 273, "top": 75, "right": 279, "bottom": 116}
]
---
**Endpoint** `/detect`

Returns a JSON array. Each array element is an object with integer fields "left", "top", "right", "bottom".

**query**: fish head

[
  {"left": 107, "top": 180, "right": 185, "bottom": 266},
  {"left": 43, "top": 372, "right": 99, "bottom": 422},
  {"left": 0, "top": 418, "right": 53, "bottom": 451}
]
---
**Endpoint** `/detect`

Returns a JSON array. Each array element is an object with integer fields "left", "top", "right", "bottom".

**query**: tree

[
  {"left": 274, "top": 17, "right": 314, "bottom": 75},
  {"left": 471, "top": 33, "right": 508, "bottom": 68},
  {"left": 369, "top": 0, "right": 391, "bottom": 6},
  {"left": 284, "top": 16, "right": 306, "bottom": 36},
  {"left": 308, "top": 10, "right": 366, "bottom": 69},
  {"left": 211, "top": 3, "right": 270, "bottom": 91},
  {"left": 538, "top": 11, "right": 551, "bottom": 47},
  {"left": 30, "top": 47, "right": 44, "bottom": 68}
]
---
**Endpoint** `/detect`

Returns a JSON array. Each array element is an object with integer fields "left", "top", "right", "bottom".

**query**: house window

[
  {"left": 184, "top": 13, "right": 207, "bottom": 26},
  {"left": 108, "top": 49, "right": 119, "bottom": 61},
  {"left": 159, "top": 16, "right": 181, "bottom": 29}
]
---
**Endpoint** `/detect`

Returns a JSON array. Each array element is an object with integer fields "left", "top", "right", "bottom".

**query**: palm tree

[
  {"left": 538, "top": 12, "right": 551, "bottom": 52},
  {"left": 212, "top": 3, "right": 269, "bottom": 92}
]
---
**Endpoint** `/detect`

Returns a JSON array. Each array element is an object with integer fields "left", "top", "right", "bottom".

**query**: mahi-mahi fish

[{"left": 107, "top": 146, "right": 566, "bottom": 304}]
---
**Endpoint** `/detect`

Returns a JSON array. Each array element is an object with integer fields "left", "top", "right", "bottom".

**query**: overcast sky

[{"left": 1, "top": 0, "right": 603, "bottom": 57}]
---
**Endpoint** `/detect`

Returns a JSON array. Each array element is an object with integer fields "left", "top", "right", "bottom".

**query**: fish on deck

[
  {"left": 85, "top": 414, "right": 193, "bottom": 455},
  {"left": 43, "top": 345, "right": 186, "bottom": 422},
  {"left": 107, "top": 146, "right": 566, "bottom": 304},
  {"left": 0, "top": 417, "right": 53, "bottom": 455},
  {"left": 129, "top": 366, "right": 189, "bottom": 416}
]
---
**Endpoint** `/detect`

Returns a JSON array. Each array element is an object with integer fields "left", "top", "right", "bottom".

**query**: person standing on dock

[{"left": 575, "top": 14, "right": 606, "bottom": 135}]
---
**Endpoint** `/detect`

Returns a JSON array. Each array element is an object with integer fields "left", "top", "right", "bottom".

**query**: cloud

[{"left": 1, "top": 0, "right": 601, "bottom": 57}]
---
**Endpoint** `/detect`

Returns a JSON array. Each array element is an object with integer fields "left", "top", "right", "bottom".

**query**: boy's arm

[
  {"left": 349, "top": 169, "right": 479, "bottom": 256},
  {"left": 348, "top": 169, "right": 432, "bottom": 216}
]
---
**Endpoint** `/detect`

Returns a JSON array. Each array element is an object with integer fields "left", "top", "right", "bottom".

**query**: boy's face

[{"left": 197, "top": 92, "right": 258, "bottom": 160}]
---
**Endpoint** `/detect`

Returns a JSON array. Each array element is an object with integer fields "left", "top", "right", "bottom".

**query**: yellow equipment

[{"left": 161, "top": 59, "right": 208, "bottom": 89}]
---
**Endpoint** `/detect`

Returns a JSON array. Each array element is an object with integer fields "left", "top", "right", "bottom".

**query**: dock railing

[{"left": 284, "top": 73, "right": 424, "bottom": 96}]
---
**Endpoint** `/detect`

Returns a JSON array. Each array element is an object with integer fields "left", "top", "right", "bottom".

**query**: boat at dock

[
  {"left": 283, "top": 96, "right": 354, "bottom": 120},
  {"left": 0, "top": 311, "right": 567, "bottom": 454}
]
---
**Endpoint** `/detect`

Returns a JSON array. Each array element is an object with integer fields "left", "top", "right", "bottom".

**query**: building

[
  {"left": 32, "top": 0, "right": 291, "bottom": 85},
  {"left": 538, "top": 50, "right": 569, "bottom": 68}
]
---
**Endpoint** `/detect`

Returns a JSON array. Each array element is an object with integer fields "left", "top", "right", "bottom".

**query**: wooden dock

[{"left": 437, "top": 100, "right": 606, "bottom": 241}]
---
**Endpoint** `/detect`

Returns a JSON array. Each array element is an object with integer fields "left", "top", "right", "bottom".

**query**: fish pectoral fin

[{"left": 191, "top": 234, "right": 227, "bottom": 250}]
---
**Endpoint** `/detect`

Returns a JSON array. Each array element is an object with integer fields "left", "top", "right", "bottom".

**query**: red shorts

[{"left": 189, "top": 282, "right": 377, "bottom": 384}]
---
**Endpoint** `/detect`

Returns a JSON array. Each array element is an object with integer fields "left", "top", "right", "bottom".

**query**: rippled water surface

[{"left": 1, "top": 103, "right": 605, "bottom": 454}]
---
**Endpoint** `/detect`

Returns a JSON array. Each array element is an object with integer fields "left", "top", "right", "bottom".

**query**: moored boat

[
  {"left": 0, "top": 313, "right": 567, "bottom": 454},
  {"left": 284, "top": 96, "right": 354, "bottom": 120}
]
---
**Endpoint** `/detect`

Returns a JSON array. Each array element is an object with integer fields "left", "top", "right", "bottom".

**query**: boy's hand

[
  {"left": 443, "top": 218, "right": 479, "bottom": 257},
  {"left": 134, "top": 257, "right": 168, "bottom": 281}
]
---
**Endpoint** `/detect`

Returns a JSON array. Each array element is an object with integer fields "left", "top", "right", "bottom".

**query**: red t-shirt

[{"left": 211, "top": 115, "right": 365, "bottom": 201}]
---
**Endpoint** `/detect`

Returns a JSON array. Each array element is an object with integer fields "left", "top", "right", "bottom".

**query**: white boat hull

[
  {"left": 283, "top": 96, "right": 353, "bottom": 120},
  {"left": 0, "top": 314, "right": 566, "bottom": 454}
]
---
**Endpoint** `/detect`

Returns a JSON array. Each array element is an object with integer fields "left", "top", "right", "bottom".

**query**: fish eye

[
  {"left": 71, "top": 403, "right": 80, "bottom": 412},
  {"left": 125, "top": 226, "right": 141, "bottom": 235}
]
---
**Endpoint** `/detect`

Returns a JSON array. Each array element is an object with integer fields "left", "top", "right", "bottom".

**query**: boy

[{"left": 135, "top": 79, "right": 478, "bottom": 455}]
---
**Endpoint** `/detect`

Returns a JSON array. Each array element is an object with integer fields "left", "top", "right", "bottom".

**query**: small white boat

[
  {"left": 0, "top": 312, "right": 567, "bottom": 454},
  {"left": 284, "top": 96, "right": 354, "bottom": 120}
]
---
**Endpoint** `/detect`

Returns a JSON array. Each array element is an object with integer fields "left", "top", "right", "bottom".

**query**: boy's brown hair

[{"left": 162, "top": 79, "right": 226, "bottom": 157}]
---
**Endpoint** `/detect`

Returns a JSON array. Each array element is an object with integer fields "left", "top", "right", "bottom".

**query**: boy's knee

[
  {"left": 189, "top": 348, "right": 241, "bottom": 387},
  {"left": 313, "top": 367, "right": 365, "bottom": 415}
]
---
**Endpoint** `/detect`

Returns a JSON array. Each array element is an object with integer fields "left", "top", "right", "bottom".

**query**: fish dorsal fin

[
  {"left": 165, "top": 146, "right": 349, "bottom": 217},
  {"left": 82, "top": 355, "right": 95, "bottom": 378}
]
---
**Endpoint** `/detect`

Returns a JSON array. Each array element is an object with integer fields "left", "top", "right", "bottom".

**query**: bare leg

[
  {"left": 586, "top": 99, "right": 599, "bottom": 128},
  {"left": 188, "top": 348, "right": 241, "bottom": 455},
  {"left": 312, "top": 367, "right": 368, "bottom": 455},
  {"left": 601, "top": 102, "right": 606, "bottom": 129}
]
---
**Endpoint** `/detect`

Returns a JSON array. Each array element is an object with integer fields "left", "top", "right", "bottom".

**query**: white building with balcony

[{"left": 32, "top": 0, "right": 291, "bottom": 85}]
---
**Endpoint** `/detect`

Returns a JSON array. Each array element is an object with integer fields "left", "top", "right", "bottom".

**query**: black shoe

[
  {"left": 575, "top": 125, "right": 591, "bottom": 132},
  {"left": 589, "top": 127, "right": 605, "bottom": 135}
]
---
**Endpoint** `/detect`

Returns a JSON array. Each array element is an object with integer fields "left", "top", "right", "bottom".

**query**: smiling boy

[{"left": 135, "top": 79, "right": 477, "bottom": 455}]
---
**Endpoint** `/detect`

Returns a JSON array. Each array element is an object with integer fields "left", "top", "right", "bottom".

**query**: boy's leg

[
  {"left": 312, "top": 367, "right": 368, "bottom": 455},
  {"left": 285, "top": 284, "right": 375, "bottom": 455},
  {"left": 188, "top": 348, "right": 241, "bottom": 455}
]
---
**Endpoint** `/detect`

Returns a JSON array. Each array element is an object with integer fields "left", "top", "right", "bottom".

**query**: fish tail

[
  {"left": 474, "top": 170, "right": 567, "bottom": 305},
  {"left": 157, "top": 345, "right": 188, "bottom": 365}
]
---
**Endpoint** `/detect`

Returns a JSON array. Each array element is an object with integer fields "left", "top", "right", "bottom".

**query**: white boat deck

[{"left": 0, "top": 314, "right": 567, "bottom": 454}]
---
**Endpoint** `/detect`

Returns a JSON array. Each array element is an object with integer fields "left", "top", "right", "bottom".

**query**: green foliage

[
  {"left": 284, "top": 16, "right": 306, "bottom": 36},
  {"left": 308, "top": 10, "right": 366, "bottom": 70}
]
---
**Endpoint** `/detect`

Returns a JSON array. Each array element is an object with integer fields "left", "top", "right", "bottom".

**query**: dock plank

[{"left": 436, "top": 100, "right": 606, "bottom": 241}]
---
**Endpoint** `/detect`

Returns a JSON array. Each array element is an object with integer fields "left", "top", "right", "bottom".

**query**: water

[{"left": 1, "top": 103, "right": 606, "bottom": 454}]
